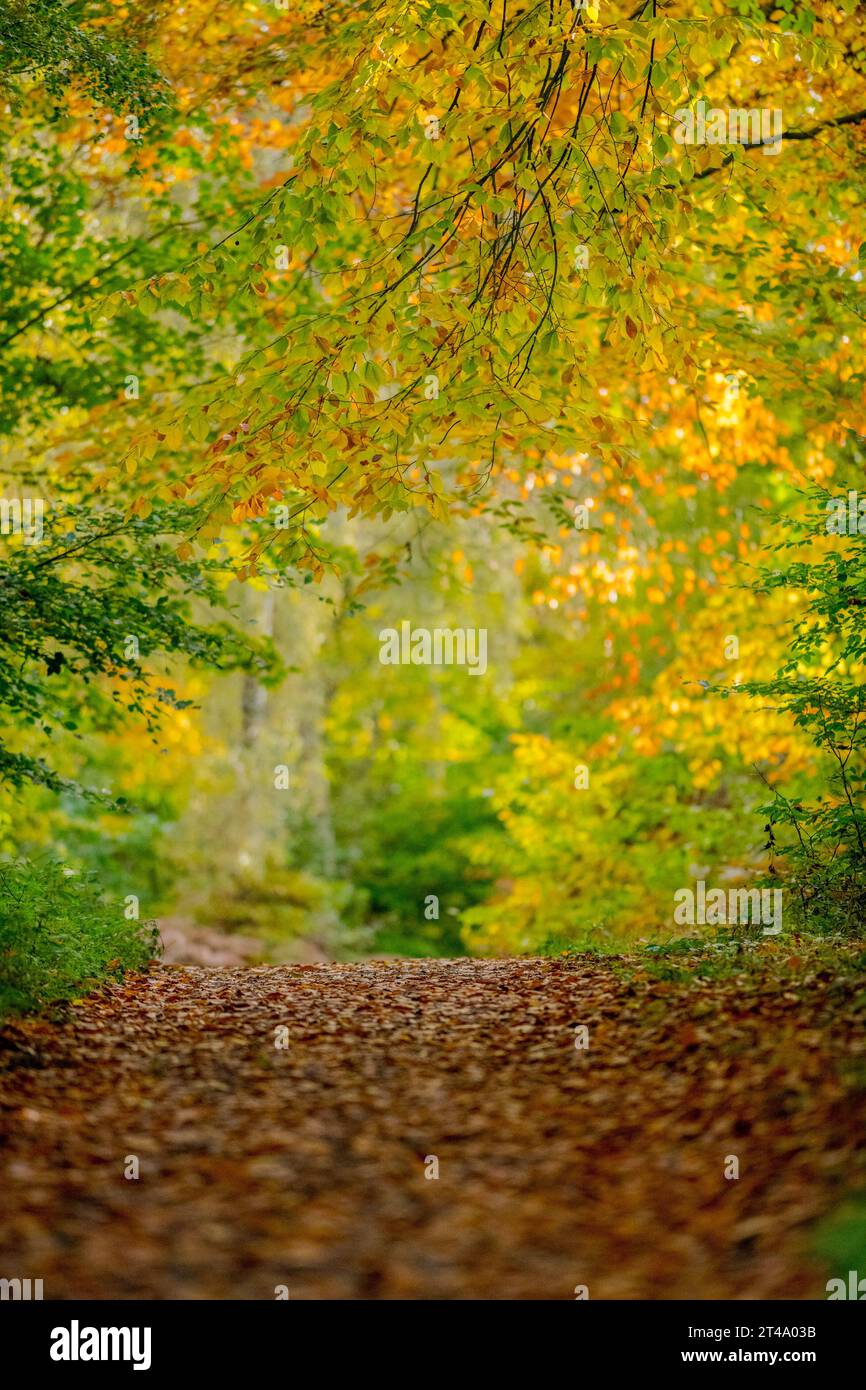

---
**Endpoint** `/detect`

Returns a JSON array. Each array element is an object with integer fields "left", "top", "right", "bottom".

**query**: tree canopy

[{"left": 1, "top": 0, "right": 864, "bottom": 957}]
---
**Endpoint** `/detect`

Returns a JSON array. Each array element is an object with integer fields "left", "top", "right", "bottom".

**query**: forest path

[{"left": 0, "top": 956, "right": 863, "bottom": 1299}]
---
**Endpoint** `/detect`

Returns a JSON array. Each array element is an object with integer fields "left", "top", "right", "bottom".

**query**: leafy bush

[
  {"left": 720, "top": 483, "right": 866, "bottom": 934},
  {"left": 811, "top": 1192, "right": 866, "bottom": 1278},
  {"left": 0, "top": 858, "right": 158, "bottom": 1017}
]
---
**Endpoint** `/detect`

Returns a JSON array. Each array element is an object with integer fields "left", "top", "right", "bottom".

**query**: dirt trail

[{"left": 0, "top": 956, "right": 863, "bottom": 1299}]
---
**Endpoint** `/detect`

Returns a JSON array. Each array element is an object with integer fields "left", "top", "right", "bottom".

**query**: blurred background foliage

[{"left": 2, "top": 485, "right": 862, "bottom": 965}]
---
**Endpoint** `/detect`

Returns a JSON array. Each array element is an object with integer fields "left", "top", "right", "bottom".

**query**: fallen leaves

[{"left": 0, "top": 954, "right": 864, "bottom": 1299}]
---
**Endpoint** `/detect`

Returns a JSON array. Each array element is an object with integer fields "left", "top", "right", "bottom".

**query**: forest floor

[{"left": 1, "top": 950, "right": 865, "bottom": 1299}]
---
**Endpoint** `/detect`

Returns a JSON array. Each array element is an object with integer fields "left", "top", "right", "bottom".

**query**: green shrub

[
  {"left": 0, "top": 858, "right": 158, "bottom": 1018},
  {"left": 715, "top": 484, "right": 866, "bottom": 935},
  {"left": 812, "top": 1192, "right": 866, "bottom": 1279}
]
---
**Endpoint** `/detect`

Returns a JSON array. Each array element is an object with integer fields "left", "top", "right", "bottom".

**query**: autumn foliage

[{"left": 0, "top": 0, "right": 865, "bottom": 971}]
